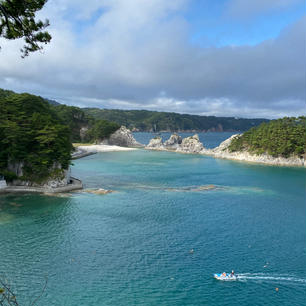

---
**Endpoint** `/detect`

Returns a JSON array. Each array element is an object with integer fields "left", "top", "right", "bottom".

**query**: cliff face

[
  {"left": 102, "top": 126, "right": 143, "bottom": 147},
  {"left": 7, "top": 161, "right": 72, "bottom": 188}
]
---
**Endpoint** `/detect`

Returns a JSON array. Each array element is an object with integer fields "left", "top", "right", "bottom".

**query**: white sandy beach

[{"left": 77, "top": 144, "right": 138, "bottom": 152}]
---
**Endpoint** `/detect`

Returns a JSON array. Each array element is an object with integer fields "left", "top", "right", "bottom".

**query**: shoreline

[
  {"left": 76, "top": 144, "right": 138, "bottom": 153},
  {"left": 0, "top": 177, "right": 83, "bottom": 194},
  {"left": 145, "top": 147, "right": 305, "bottom": 168},
  {"left": 201, "top": 150, "right": 305, "bottom": 168}
]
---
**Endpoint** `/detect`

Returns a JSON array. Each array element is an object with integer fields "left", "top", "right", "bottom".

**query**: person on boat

[
  {"left": 230, "top": 270, "right": 235, "bottom": 277},
  {"left": 222, "top": 272, "right": 226, "bottom": 277}
]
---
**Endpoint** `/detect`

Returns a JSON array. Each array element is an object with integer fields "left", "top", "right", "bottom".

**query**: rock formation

[
  {"left": 164, "top": 134, "right": 182, "bottom": 150},
  {"left": 211, "top": 134, "right": 240, "bottom": 153},
  {"left": 176, "top": 134, "right": 204, "bottom": 154},
  {"left": 146, "top": 136, "right": 164, "bottom": 150},
  {"left": 146, "top": 133, "right": 204, "bottom": 154},
  {"left": 102, "top": 126, "right": 143, "bottom": 147}
]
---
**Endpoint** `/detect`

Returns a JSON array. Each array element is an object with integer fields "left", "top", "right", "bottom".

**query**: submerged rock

[
  {"left": 102, "top": 126, "right": 143, "bottom": 148},
  {"left": 83, "top": 188, "right": 113, "bottom": 195},
  {"left": 177, "top": 134, "right": 204, "bottom": 154},
  {"left": 193, "top": 184, "right": 217, "bottom": 191}
]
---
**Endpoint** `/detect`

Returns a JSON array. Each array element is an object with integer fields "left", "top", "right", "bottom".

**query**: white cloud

[{"left": 0, "top": 0, "right": 305, "bottom": 118}]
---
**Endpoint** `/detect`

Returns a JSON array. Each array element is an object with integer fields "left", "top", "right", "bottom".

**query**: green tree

[
  {"left": 0, "top": 0, "right": 51, "bottom": 57},
  {"left": 0, "top": 93, "right": 73, "bottom": 183},
  {"left": 228, "top": 117, "right": 306, "bottom": 158}
]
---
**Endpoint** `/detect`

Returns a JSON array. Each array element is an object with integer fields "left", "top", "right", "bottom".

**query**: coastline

[
  {"left": 201, "top": 149, "right": 305, "bottom": 167},
  {"left": 0, "top": 177, "right": 83, "bottom": 194},
  {"left": 145, "top": 134, "right": 305, "bottom": 168}
]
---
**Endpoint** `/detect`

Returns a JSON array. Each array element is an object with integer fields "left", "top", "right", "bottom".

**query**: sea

[{"left": 0, "top": 132, "right": 305, "bottom": 306}]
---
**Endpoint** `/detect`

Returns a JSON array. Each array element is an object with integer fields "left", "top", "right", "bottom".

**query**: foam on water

[{"left": 237, "top": 273, "right": 306, "bottom": 284}]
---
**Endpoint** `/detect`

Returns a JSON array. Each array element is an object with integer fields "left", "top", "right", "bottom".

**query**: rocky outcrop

[
  {"left": 164, "top": 134, "right": 182, "bottom": 150},
  {"left": 8, "top": 167, "right": 72, "bottom": 188},
  {"left": 5, "top": 160, "right": 80, "bottom": 189},
  {"left": 203, "top": 134, "right": 305, "bottom": 167},
  {"left": 146, "top": 133, "right": 305, "bottom": 167},
  {"left": 102, "top": 126, "right": 143, "bottom": 147},
  {"left": 80, "top": 126, "right": 89, "bottom": 142},
  {"left": 146, "top": 133, "right": 204, "bottom": 154},
  {"left": 176, "top": 134, "right": 204, "bottom": 154},
  {"left": 146, "top": 136, "right": 164, "bottom": 150},
  {"left": 211, "top": 134, "right": 240, "bottom": 153}
]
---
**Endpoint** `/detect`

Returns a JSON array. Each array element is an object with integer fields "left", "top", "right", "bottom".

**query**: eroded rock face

[
  {"left": 102, "top": 126, "right": 143, "bottom": 147},
  {"left": 8, "top": 163, "right": 71, "bottom": 188},
  {"left": 80, "top": 126, "right": 89, "bottom": 142},
  {"left": 177, "top": 134, "right": 204, "bottom": 153},
  {"left": 146, "top": 136, "right": 164, "bottom": 150},
  {"left": 164, "top": 134, "right": 182, "bottom": 150}
]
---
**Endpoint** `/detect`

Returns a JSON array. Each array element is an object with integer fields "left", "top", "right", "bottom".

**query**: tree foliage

[
  {"left": 0, "top": 92, "right": 72, "bottom": 182},
  {"left": 228, "top": 117, "right": 306, "bottom": 158},
  {"left": 50, "top": 103, "right": 120, "bottom": 143},
  {"left": 83, "top": 108, "right": 268, "bottom": 132},
  {"left": 0, "top": 0, "right": 51, "bottom": 57},
  {"left": 86, "top": 119, "right": 120, "bottom": 142}
]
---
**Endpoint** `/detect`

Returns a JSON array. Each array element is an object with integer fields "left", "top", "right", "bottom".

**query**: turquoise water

[{"left": 1, "top": 134, "right": 306, "bottom": 305}]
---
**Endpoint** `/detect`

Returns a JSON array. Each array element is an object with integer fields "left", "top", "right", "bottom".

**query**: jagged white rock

[
  {"left": 101, "top": 126, "right": 143, "bottom": 147},
  {"left": 146, "top": 136, "right": 164, "bottom": 150},
  {"left": 164, "top": 134, "right": 182, "bottom": 150},
  {"left": 176, "top": 134, "right": 204, "bottom": 154}
]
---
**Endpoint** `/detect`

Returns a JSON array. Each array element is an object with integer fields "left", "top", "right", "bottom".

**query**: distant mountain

[
  {"left": 0, "top": 88, "right": 269, "bottom": 133},
  {"left": 83, "top": 108, "right": 269, "bottom": 132}
]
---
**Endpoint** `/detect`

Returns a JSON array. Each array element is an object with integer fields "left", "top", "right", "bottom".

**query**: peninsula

[{"left": 146, "top": 117, "right": 306, "bottom": 167}]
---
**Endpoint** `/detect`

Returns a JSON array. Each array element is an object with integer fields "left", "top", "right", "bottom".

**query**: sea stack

[
  {"left": 146, "top": 136, "right": 164, "bottom": 150},
  {"left": 164, "top": 134, "right": 182, "bottom": 150},
  {"left": 102, "top": 126, "right": 143, "bottom": 147},
  {"left": 176, "top": 134, "right": 204, "bottom": 154}
]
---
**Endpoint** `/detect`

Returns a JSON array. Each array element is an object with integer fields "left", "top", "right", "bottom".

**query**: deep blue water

[{"left": 0, "top": 133, "right": 305, "bottom": 306}]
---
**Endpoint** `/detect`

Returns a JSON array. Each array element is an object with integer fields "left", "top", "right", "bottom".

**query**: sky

[{"left": 0, "top": 0, "right": 305, "bottom": 119}]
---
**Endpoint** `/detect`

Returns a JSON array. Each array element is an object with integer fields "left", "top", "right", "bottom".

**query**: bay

[{"left": 0, "top": 133, "right": 305, "bottom": 306}]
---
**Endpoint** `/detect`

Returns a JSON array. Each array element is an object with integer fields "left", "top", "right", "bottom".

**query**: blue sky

[
  {"left": 186, "top": 0, "right": 305, "bottom": 46},
  {"left": 0, "top": 0, "right": 305, "bottom": 118}
]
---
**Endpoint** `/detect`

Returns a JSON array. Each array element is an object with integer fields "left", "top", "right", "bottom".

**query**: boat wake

[{"left": 237, "top": 273, "right": 306, "bottom": 285}]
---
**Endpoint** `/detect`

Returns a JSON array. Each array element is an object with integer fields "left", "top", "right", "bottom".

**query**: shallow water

[{"left": 0, "top": 134, "right": 305, "bottom": 306}]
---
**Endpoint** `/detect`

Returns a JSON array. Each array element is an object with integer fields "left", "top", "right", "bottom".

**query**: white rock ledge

[{"left": 0, "top": 177, "right": 83, "bottom": 194}]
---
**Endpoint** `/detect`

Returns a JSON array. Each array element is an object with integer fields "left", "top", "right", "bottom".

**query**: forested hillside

[
  {"left": 0, "top": 92, "right": 72, "bottom": 182},
  {"left": 0, "top": 89, "right": 120, "bottom": 143},
  {"left": 0, "top": 89, "right": 120, "bottom": 183},
  {"left": 228, "top": 117, "right": 306, "bottom": 158},
  {"left": 83, "top": 108, "right": 268, "bottom": 132}
]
